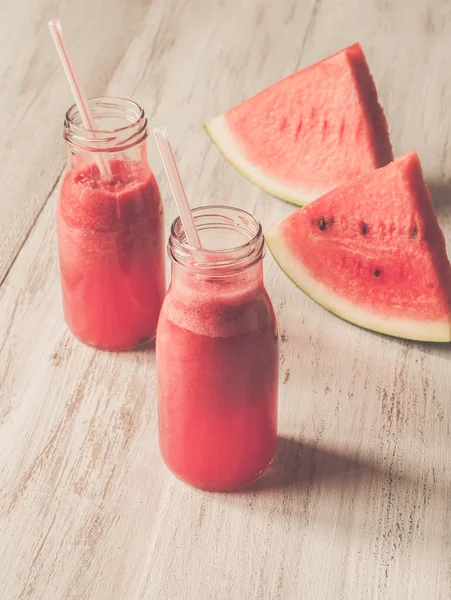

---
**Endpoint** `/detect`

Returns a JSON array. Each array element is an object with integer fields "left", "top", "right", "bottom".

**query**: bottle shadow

[
  {"left": 228, "top": 436, "right": 449, "bottom": 553},
  {"left": 241, "top": 435, "right": 449, "bottom": 498},
  {"left": 241, "top": 436, "right": 378, "bottom": 494}
]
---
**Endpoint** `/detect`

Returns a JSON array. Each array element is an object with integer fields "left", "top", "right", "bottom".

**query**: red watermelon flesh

[
  {"left": 265, "top": 153, "right": 451, "bottom": 341},
  {"left": 206, "top": 43, "right": 393, "bottom": 205}
]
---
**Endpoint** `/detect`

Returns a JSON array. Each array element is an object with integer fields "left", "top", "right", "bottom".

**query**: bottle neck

[
  {"left": 169, "top": 205, "right": 264, "bottom": 266},
  {"left": 64, "top": 97, "right": 148, "bottom": 168},
  {"left": 170, "top": 258, "right": 264, "bottom": 296},
  {"left": 167, "top": 205, "right": 266, "bottom": 302}
]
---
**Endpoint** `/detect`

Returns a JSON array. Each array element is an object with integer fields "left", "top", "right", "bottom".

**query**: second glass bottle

[{"left": 57, "top": 97, "right": 165, "bottom": 350}]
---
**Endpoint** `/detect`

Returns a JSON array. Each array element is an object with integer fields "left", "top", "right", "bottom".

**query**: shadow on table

[
  {"left": 241, "top": 436, "right": 378, "bottom": 493},
  {"left": 427, "top": 179, "right": 451, "bottom": 217},
  {"left": 241, "top": 436, "right": 449, "bottom": 500},
  {"left": 229, "top": 435, "right": 449, "bottom": 555},
  {"left": 363, "top": 328, "right": 451, "bottom": 357},
  {"left": 129, "top": 338, "right": 156, "bottom": 353}
]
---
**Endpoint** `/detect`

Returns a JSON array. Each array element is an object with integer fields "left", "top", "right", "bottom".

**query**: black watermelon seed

[
  {"left": 362, "top": 222, "right": 368, "bottom": 235},
  {"left": 319, "top": 217, "right": 327, "bottom": 231},
  {"left": 411, "top": 226, "right": 418, "bottom": 238},
  {"left": 374, "top": 269, "right": 381, "bottom": 277}
]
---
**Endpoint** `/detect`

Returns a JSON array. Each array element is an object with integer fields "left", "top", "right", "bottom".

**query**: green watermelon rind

[
  {"left": 265, "top": 223, "right": 451, "bottom": 343},
  {"left": 205, "top": 115, "right": 329, "bottom": 207}
]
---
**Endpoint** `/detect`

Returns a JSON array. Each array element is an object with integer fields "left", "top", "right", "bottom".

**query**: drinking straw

[
  {"left": 153, "top": 127, "right": 202, "bottom": 248},
  {"left": 48, "top": 19, "right": 111, "bottom": 178}
]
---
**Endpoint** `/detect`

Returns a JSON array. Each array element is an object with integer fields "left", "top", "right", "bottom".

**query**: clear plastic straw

[
  {"left": 153, "top": 127, "right": 202, "bottom": 248},
  {"left": 48, "top": 19, "right": 111, "bottom": 178}
]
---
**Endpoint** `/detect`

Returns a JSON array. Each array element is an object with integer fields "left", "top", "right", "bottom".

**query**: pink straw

[
  {"left": 154, "top": 127, "right": 202, "bottom": 248},
  {"left": 48, "top": 19, "right": 111, "bottom": 178}
]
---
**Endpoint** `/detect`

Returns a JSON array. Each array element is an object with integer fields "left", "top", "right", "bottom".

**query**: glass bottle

[
  {"left": 157, "top": 206, "right": 278, "bottom": 491},
  {"left": 57, "top": 97, "right": 165, "bottom": 350}
]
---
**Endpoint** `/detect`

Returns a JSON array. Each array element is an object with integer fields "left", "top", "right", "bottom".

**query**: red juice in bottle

[
  {"left": 57, "top": 98, "right": 165, "bottom": 350},
  {"left": 157, "top": 207, "right": 278, "bottom": 491}
]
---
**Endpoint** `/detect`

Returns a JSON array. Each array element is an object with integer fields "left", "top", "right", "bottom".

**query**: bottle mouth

[
  {"left": 64, "top": 96, "right": 148, "bottom": 152},
  {"left": 169, "top": 206, "right": 264, "bottom": 276}
]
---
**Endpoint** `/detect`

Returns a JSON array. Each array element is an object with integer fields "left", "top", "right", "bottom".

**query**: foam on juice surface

[
  {"left": 163, "top": 275, "right": 275, "bottom": 338},
  {"left": 59, "top": 159, "right": 161, "bottom": 232}
]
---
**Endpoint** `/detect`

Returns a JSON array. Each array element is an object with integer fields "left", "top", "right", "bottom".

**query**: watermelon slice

[
  {"left": 265, "top": 153, "right": 451, "bottom": 342},
  {"left": 205, "top": 43, "right": 393, "bottom": 206}
]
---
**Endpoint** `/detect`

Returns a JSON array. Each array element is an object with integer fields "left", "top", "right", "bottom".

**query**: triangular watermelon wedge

[
  {"left": 265, "top": 153, "right": 451, "bottom": 341},
  {"left": 206, "top": 43, "right": 393, "bottom": 206}
]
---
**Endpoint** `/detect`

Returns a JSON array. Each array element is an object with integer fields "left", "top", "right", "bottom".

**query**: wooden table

[{"left": 1, "top": 1, "right": 450, "bottom": 598}]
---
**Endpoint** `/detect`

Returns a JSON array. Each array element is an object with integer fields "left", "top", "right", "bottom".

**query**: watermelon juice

[
  {"left": 57, "top": 98, "right": 165, "bottom": 350},
  {"left": 157, "top": 207, "right": 278, "bottom": 491}
]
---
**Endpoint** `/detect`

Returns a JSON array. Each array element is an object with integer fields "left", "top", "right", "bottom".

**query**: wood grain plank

[
  {"left": 0, "top": 0, "right": 162, "bottom": 284},
  {"left": 1, "top": 0, "right": 450, "bottom": 599}
]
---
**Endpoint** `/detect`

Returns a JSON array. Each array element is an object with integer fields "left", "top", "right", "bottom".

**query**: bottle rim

[
  {"left": 168, "top": 205, "right": 265, "bottom": 277},
  {"left": 64, "top": 96, "right": 148, "bottom": 153}
]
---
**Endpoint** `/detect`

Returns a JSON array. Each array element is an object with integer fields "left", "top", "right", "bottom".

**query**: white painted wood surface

[{"left": 0, "top": 0, "right": 450, "bottom": 598}]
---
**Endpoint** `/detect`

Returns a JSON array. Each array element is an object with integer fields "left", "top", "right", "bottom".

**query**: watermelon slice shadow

[
  {"left": 354, "top": 326, "right": 451, "bottom": 355},
  {"left": 424, "top": 180, "right": 451, "bottom": 336},
  {"left": 427, "top": 180, "right": 451, "bottom": 217}
]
